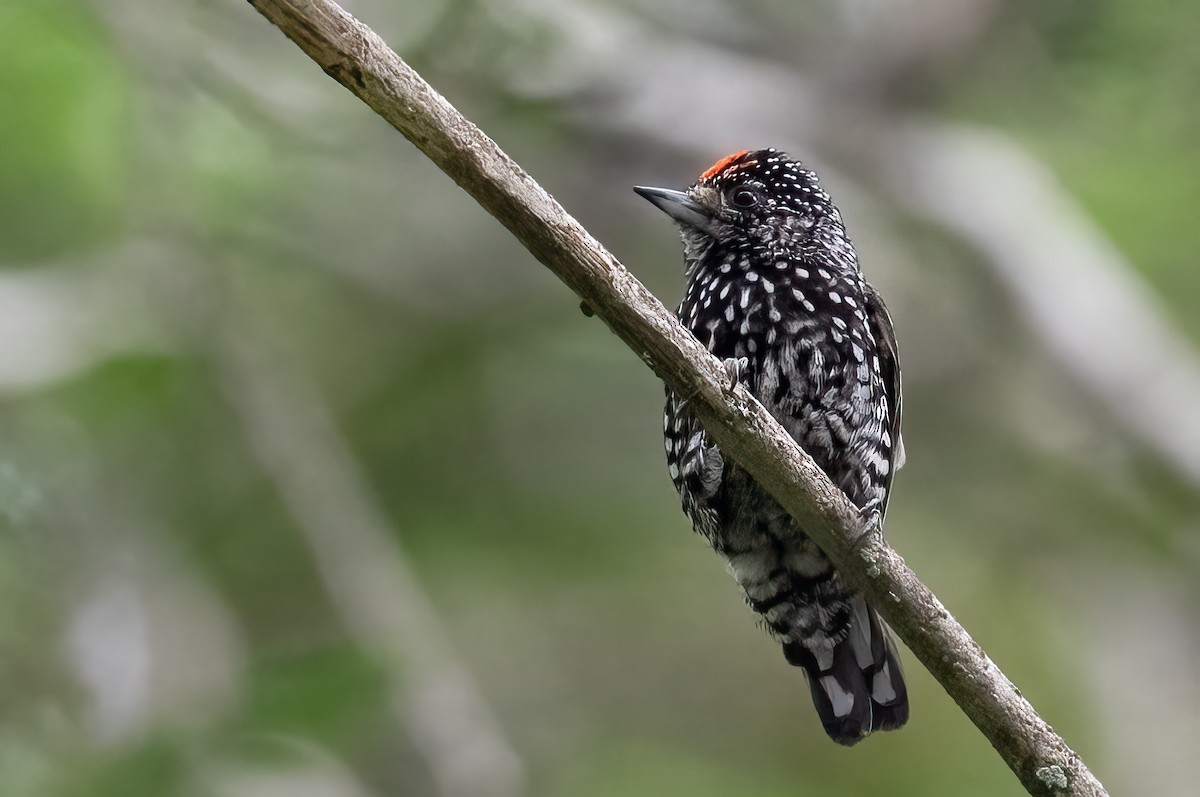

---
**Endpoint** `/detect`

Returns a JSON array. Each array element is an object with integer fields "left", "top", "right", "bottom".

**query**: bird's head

[{"left": 635, "top": 149, "right": 834, "bottom": 261}]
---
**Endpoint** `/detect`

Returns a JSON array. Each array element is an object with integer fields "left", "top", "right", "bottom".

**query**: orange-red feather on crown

[{"left": 699, "top": 149, "right": 754, "bottom": 182}]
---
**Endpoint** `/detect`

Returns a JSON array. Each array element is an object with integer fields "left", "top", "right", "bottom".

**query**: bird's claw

[
  {"left": 850, "top": 498, "right": 884, "bottom": 553},
  {"left": 722, "top": 356, "right": 749, "bottom": 393}
]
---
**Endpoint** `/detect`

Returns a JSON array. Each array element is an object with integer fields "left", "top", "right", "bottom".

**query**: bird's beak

[{"left": 634, "top": 186, "right": 716, "bottom": 234}]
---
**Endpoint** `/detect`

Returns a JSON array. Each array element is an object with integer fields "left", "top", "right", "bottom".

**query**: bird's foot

[
  {"left": 722, "top": 356, "right": 749, "bottom": 393},
  {"left": 850, "top": 498, "right": 884, "bottom": 554}
]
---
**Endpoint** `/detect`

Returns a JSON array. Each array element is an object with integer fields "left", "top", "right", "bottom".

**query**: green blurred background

[{"left": 2, "top": 1, "right": 1198, "bottom": 795}]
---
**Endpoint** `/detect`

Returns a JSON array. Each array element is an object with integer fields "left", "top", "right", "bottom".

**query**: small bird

[{"left": 635, "top": 149, "right": 908, "bottom": 745}]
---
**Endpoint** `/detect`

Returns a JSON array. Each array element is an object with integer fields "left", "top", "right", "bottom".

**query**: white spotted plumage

[{"left": 640, "top": 148, "right": 909, "bottom": 746}]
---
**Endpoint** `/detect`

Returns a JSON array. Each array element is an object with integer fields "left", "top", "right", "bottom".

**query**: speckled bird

[{"left": 635, "top": 149, "right": 908, "bottom": 745}]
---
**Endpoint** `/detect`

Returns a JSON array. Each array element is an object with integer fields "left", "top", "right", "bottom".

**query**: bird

[{"left": 635, "top": 148, "right": 908, "bottom": 745}]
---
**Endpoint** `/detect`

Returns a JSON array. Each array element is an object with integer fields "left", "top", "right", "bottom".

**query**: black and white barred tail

[
  {"left": 720, "top": 520, "right": 908, "bottom": 746},
  {"left": 782, "top": 596, "right": 908, "bottom": 745}
]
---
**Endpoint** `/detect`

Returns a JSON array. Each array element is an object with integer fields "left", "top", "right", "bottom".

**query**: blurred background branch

[
  {"left": 2, "top": 0, "right": 1198, "bottom": 795},
  {"left": 188, "top": 260, "right": 526, "bottom": 797}
]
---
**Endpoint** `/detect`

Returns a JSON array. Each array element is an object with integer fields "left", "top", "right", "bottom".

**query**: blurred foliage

[
  {"left": 0, "top": 1, "right": 130, "bottom": 258},
  {"left": 0, "top": 1, "right": 1197, "bottom": 796},
  {"left": 959, "top": 0, "right": 1200, "bottom": 336}
]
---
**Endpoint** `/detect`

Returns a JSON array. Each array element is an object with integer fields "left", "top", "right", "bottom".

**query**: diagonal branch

[{"left": 243, "top": 1, "right": 1109, "bottom": 795}]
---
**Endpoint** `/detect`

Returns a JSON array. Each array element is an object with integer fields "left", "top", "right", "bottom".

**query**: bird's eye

[{"left": 730, "top": 188, "right": 760, "bottom": 209}]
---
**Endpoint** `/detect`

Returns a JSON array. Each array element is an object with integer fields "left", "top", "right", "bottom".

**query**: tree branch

[{"left": 243, "top": 1, "right": 1109, "bottom": 794}]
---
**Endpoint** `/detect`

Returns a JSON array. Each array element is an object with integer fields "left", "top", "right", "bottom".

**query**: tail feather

[{"left": 784, "top": 597, "right": 908, "bottom": 745}]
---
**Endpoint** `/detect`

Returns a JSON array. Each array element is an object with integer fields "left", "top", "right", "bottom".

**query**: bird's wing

[{"left": 863, "top": 283, "right": 903, "bottom": 516}]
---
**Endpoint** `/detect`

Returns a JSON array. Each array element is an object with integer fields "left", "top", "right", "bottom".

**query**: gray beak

[{"left": 634, "top": 186, "right": 716, "bottom": 234}]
